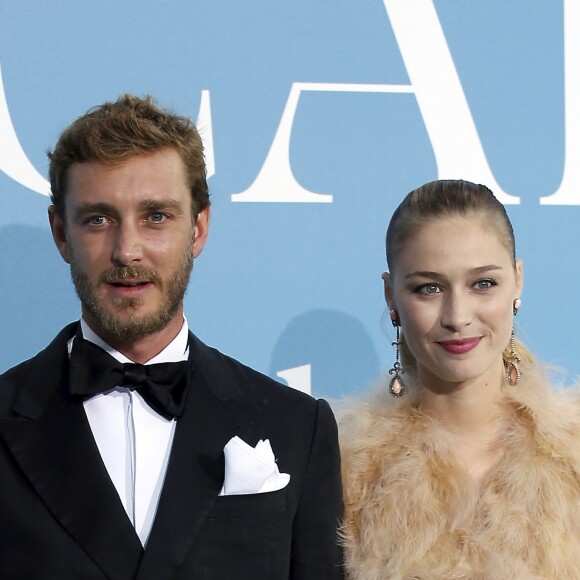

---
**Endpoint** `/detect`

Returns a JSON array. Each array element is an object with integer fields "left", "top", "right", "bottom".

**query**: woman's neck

[
  {"left": 417, "top": 364, "right": 506, "bottom": 435},
  {"left": 421, "top": 384, "right": 502, "bottom": 436},
  {"left": 418, "top": 365, "right": 508, "bottom": 483}
]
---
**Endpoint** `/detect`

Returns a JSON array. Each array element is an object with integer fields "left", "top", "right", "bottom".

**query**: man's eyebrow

[
  {"left": 73, "top": 199, "right": 185, "bottom": 219},
  {"left": 140, "top": 198, "right": 184, "bottom": 212},
  {"left": 73, "top": 202, "right": 116, "bottom": 219}
]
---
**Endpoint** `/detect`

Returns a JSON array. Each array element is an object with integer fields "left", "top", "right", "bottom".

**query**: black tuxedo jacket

[{"left": 0, "top": 324, "right": 343, "bottom": 579}]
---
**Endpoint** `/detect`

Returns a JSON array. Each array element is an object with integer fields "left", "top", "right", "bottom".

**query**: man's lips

[
  {"left": 437, "top": 337, "right": 481, "bottom": 354},
  {"left": 110, "top": 279, "right": 150, "bottom": 286},
  {"left": 107, "top": 279, "right": 153, "bottom": 296}
]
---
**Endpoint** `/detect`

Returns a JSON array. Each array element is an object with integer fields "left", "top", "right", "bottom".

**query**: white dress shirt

[{"left": 69, "top": 318, "right": 190, "bottom": 546}]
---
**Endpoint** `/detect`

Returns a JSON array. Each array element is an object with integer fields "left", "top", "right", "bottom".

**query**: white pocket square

[{"left": 219, "top": 436, "right": 290, "bottom": 496}]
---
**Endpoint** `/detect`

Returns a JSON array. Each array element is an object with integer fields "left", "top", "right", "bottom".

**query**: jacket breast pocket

[
  {"left": 188, "top": 489, "right": 292, "bottom": 578},
  {"left": 208, "top": 487, "right": 288, "bottom": 519}
]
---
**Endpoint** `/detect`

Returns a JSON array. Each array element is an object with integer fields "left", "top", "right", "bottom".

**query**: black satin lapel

[
  {"left": 0, "top": 392, "right": 143, "bottom": 580},
  {"left": 136, "top": 369, "right": 242, "bottom": 580}
]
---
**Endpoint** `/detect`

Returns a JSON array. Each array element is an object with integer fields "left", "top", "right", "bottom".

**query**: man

[{"left": 0, "top": 95, "right": 343, "bottom": 579}]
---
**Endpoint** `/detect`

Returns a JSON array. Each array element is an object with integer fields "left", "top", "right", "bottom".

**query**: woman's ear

[
  {"left": 515, "top": 259, "right": 524, "bottom": 298},
  {"left": 382, "top": 272, "right": 394, "bottom": 309}
]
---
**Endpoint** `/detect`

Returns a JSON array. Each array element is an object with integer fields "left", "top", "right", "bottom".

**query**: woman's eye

[
  {"left": 417, "top": 283, "right": 440, "bottom": 295},
  {"left": 474, "top": 279, "right": 496, "bottom": 291}
]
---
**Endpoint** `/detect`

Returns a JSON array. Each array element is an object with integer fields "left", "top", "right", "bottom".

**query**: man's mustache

[{"left": 99, "top": 266, "right": 161, "bottom": 284}]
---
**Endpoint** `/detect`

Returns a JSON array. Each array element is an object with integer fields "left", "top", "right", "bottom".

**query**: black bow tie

[{"left": 69, "top": 336, "right": 191, "bottom": 420}]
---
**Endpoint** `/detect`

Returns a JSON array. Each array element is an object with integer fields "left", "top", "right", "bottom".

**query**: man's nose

[{"left": 112, "top": 222, "right": 143, "bottom": 266}]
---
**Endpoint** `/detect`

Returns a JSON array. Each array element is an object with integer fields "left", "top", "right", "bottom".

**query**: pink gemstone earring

[
  {"left": 505, "top": 298, "right": 522, "bottom": 386},
  {"left": 388, "top": 310, "right": 406, "bottom": 397}
]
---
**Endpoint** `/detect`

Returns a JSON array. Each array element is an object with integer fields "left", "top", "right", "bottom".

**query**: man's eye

[
  {"left": 150, "top": 212, "right": 166, "bottom": 223},
  {"left": 88, "top": 216, "right": 106, "bottom": 225}
]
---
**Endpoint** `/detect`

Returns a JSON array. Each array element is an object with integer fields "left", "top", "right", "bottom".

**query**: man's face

[{"left": 50, "top": 148, "right": 209, "bottom": 346}]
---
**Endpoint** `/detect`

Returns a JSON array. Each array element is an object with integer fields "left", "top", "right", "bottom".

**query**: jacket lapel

[
  {"left": 136, "top": 333, "right": 263, "bottom": 580},
  {"left": 0, "top": 324, "right": 143, "bottom": 580}
]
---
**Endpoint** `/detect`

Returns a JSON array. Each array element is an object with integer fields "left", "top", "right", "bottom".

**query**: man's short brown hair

[{"left": 48, "top": 94, "right": 209, "bottom": 218}]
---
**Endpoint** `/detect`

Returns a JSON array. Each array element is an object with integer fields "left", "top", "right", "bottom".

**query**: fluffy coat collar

[{"left": 337, "top": 365, "right": 580, "bottom": 579}]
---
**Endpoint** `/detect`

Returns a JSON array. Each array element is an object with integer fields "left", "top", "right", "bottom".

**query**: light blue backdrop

[{"left": 0, "top": 1, "right": 576, "bottom": 398}]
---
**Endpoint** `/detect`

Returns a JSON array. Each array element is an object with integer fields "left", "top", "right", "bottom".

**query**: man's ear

[
  {"left": 192, "top": 206, "right": 210, "bottom": 258},
  {"left": 48, "top": 206, "right": 71, "bottom": 263}
]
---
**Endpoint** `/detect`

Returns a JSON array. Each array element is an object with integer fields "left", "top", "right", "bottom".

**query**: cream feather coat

[{"left": 338, "top": 365, "right": 580, "bottom": 579}]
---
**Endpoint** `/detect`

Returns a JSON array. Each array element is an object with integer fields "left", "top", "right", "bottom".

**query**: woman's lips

[{"left": 437, "top": 337, "right": 482, "bottom": 354}]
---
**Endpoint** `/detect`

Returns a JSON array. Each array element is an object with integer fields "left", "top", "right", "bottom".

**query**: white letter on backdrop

[
  {"left": 197, "top": 90, "right": 215, "bottom": 179},
  {"left": 383, "top": 0, "right": 520, "bottom": 204},
  {"left": 276, "top": 364, "right": 312, "bottom": 395},
  {"left": 234, "top": 0, "right": 525, "bottom": 204},
  {"left": 231, "top": 83, "right": 334, "bottom": 203},
  {"left": 0, "top": 73, "right": 213, "bottom": 197},
  {"left": 0, "top": 64, "right": 50, "bottom": 196},
  {"left": 540, "top": 0, "right": 580, "bottom": 204}
]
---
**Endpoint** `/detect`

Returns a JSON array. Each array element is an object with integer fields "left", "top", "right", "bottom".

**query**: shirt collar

[{"left": 78, "top": 318, "right": 190, "bottom": 365}]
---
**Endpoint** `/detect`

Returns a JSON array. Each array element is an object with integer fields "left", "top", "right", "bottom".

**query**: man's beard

[{"left": 69, "top": 243, "right": 194, "bottom": 342}]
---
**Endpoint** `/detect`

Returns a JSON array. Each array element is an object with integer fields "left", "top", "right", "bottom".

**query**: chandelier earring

[
  {"left": 504, "top": 298, "right": 522, "bottom": 386},
  {"left": 388, "top": 309, "right": 406, "bottom": 397}
]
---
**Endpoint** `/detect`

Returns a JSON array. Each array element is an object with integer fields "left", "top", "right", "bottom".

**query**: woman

[{"left": 339, "top": 180, "right": 580, "bottom": 579}]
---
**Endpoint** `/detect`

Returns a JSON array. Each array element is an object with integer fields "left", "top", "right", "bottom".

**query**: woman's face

[{"left": 384, "top": 215, "right": 523, "bottom": 390}]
